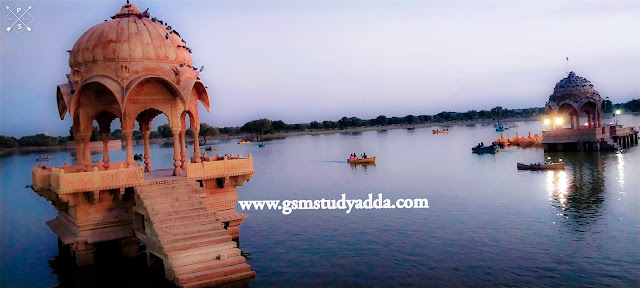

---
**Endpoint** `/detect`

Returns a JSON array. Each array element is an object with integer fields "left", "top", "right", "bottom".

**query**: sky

[{"left": 1, "top": 0, "right": 639, "bottom": 137}]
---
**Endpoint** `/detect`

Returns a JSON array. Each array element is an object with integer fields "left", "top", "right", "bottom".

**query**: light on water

[{"left": 1, "top": 117, "right": 639, "bottom": 287}]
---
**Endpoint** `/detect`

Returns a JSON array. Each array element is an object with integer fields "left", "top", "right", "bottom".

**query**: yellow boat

[
  {"left": 432, "top": 130, "right": 450, "bottom": 134},
  {"left": 238, "top": 141, "right": 250, "bottom": 144},
  {"left": 347, "top": 157, "right": 376, "bottom": 164}
]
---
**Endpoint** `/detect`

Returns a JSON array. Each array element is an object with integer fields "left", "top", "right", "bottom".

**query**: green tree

[
  {"left": 199, "top": 123, "right": 219, "bottom": 145},
  {"left": 110, "top": 129, "right": 123, "bottom": 140},
  {"left": 157, "top": 124, "right": 172, "bottom": 138},
  {"left": 310, "top": 121, "right": 322, "bottom": 129},
  {"left": 90, "top": 126, "right": 100, "bottom": 142},
  {"left": 272, "top": 120, "right": 287, "bottom": 131},
  {"left": 375, "top": 115, "right": 388, "bottom": 126},
  {"left": 0, "top": 136, "right": 18, "bottom": 148}
]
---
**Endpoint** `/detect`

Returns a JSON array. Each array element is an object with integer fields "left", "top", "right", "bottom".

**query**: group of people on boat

[
  {"left": 475, "top": 142, "right": 485, "bottom": 148},
  {"left": 134, "top": 153, "right": 144, "bottom": 161},
  {"left": 349, "top": 152, "right": 368, "bottom": 159}
]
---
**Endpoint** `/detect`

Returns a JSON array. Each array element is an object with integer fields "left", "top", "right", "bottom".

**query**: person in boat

[{"left": 362, "top": 152, "right": 368, "bottom": 158}]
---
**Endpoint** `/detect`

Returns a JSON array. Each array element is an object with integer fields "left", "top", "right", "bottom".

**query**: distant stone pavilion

[
  {"left": 542, "top": 71, "right": 638, "bottom": 152},
  {"left": 33, "top": 2, "right": 257, "bottom": 287}
]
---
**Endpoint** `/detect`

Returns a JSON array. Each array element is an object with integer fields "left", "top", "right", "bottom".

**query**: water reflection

[
  {"left": 349, "top": 163, "right": 376, "bottom": 170},
  {"left": 544, "top": 152, "right": 607, "bottom": 229}
]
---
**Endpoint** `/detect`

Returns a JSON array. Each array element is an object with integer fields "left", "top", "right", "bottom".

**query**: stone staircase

[{"left": 134, "top": 181, "right": 255, "bottom": 288}]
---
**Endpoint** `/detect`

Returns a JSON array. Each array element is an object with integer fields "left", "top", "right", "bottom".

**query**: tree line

[{"left": 2, "top": 100, "right": 638, "bottom": 149}]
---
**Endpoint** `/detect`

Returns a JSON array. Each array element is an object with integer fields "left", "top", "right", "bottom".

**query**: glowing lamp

[
  {"left": 555, "top": 117, "right": 563, "bottom": 125},
  {"left": 544, "top": 119, "right": 551, "bottom": 125},
  {"left": 615, "top": 110, "right": 621, "bottom": 115}
]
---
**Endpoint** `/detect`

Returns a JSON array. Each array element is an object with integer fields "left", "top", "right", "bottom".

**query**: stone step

[
  {"left": 145, "top": 198, "right": 206, "bottom": 212},
  {"left": 163, "top": 234, "right": 232, "bottom": 253},
  {"left": 181, "top": 271, "right": 256, "bottom": 288},
  {"left": 141, "top": 192, "right": 207, "bottom": 205},
  {"left": 168, "top": 244, "right": 238, "bottom": 266},
  {"left": 148, "top": 206, "right": 211, "bottom": 219},
  {"left": 137, "top": 188, "right": 203, "bottom": 200},
  {"left": 173, "top": 255, "right": 245, "bottom": 277},
  {"left": 170, "top": 247, "right": 242, "bottom": 269},
  {"left": 178, "top": 263, "right": 252, "bottom": 287},
  {"left": 161, "top": 229, "right": 231, "bottom": 246},
  {"left": 158, "top": 223, "right": 225, "bottom": 237},
  {"left": 151, "top": 210, "right": 217, "bottom": 225},
  {"left": 154, "top": 216, "right": 220, "bottom": 231},
  {"left": 136, "top": 182, "right": 201, "bottom": 193}
]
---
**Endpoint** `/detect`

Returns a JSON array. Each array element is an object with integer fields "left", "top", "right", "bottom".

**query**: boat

[
  {"left": 258, "top": 143, "right": 265, "bottom": 147},
  {"left": 471, "top": 145, "right": 500, "bottom": 154},
  {"left": 517, "top": 162, "right": 564, "bottom": 170},
  {"left": 36, "top": 156, "right": 51, "bottom": 162},
  {"left": 432, "top": 129, "right": 450, "bottom": 134},
  {"left": 496, "top": 125, "right": 505, "bottom": 132},
  {"left": 205, "top": 146, "right": 216, "bottom": 151},
  {"left": 238, "top": 141, "right": 250, "bottom": 144},
  {"left": 508, "top": 124, "right": 518, "bottom": 128},
  {"left": 347, "top": 157, "right": 376, "bottom": 164}
]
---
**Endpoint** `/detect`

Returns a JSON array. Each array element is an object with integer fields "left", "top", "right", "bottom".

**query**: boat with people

[
  {"left": 348, "top": 157, "right": 376, "bottom": 164},
  {"left": 472, "top": 144, "right": 500, "bottom": 154},
  {"left": 238, "top": 140, "right": 250, "bottom": 144},
  {"left": 258, "top": 143, "right": 265, "bottom": 147},
  {"left": 432, "top": 129, "right": 450, "bottom": 134},
  {"left": 36, "top": 156, "right": 51, "bottom": 162},
  {"left": 496, "top": 125, "right": 505, "bottom": 132},
  {"left": 517, "top": 162, "right": 564, "bottom": 170},
  {"left": 205, "top": 146, "right": 216, "bottom": 151},
  {"left": 508, "top": 123, "right": 518, "bottom": 128}
]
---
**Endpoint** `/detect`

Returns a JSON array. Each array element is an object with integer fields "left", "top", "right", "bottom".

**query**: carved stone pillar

[
  {"left": 75, "top": 139, "right": 84, "bottom": 166},
  {"left": 100, "top": 132, "right": 110, "bottom": 169},
  {"left": 172, "top": 129, "right": 182, "bottom": 176},
  {"left": 82, "top": 134, "right": 92, "bottom": 170},
  {"left": 123, "top": 129, "right": 135, "bottom": 167},
  {"left": 142, "top": 129, "right": 152, "bottom": 172},
  {"left": 587, "top": 113, "right": 592, "bottom": 128},
  {"left": 180, "top": 130, "right": 187, "bottom": 169},
  {"left": 193, "top": 127, "right": 201, "bottom": 163}
]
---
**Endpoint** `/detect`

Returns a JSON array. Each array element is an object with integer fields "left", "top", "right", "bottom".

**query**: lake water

[{"left": 1, "top": 115, "right": 639, "bottom": 287}]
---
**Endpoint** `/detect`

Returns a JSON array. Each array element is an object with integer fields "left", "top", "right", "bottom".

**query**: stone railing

[
  {"left": 185, "top": 154, "right": 254, "bottom": 179},
  {"left": 33, "top": 164, "right": 144, "bottom": 194}
]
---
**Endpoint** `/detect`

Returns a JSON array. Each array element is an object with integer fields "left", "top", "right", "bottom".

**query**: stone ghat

[
  {"left": 32, "top": 155, "right": 254, "bottom": 194},
  {"left": 133, "top": 181, "right": 255, "bottom": 288}
]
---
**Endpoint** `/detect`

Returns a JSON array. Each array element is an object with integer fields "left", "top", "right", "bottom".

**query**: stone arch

[
  {"left": 56, "top": 84, "right": 74, "bottom": 120},
  {"left": 124, "top": 74, "right": 186, "bottom": 112},
  {"left": 70, "top": 75, "right": 124, "bottom": 117},
  {"left": 71, "top": 82, "right": 123, "bottom": 135},
  {"left": 179, "top": 79, "right": 210, "bottom": 112}
]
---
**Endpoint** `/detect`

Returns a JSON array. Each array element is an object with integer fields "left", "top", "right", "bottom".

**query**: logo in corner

[{"left": 4, "top": 4, "right": 33, "bottom": 34}]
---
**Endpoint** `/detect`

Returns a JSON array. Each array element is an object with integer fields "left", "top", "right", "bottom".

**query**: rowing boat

[
  {"left": 347, "top": 157, "right": 376, "bottom": 163},
  {"left": 517, "top": 162, "right": 564, "bottom": 170},
  {"left": 472, "top": 145, "right": 500, "bottom": 154},
  {"left": 238, "top": 141, "right": 250, "bottom": 144},
  {"left": 432, "top": 130, "right": 450, "bottom": 134}
]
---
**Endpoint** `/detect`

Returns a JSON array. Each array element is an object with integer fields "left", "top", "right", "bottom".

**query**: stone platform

[{"left": 31, "top": 155, "right": 255, "bottom": 287}]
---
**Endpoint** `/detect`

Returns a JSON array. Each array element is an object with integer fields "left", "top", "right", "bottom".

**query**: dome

[
  {"left": 548, "top": 71, "right": 602, "bottom": 108},
  {"left": 69, "top": 3, "right": 192, "bottom": 68}
]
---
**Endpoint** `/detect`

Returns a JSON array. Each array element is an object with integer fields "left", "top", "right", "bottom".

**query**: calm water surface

[{"left": 1, "top": 116, "right": 639, "bottom": 287}]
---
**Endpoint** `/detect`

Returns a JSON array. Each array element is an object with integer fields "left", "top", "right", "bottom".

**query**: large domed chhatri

[{"left": 56, "top": 1, "right": 211, "bottom": 174}]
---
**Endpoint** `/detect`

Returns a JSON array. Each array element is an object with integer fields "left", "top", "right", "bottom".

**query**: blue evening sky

[{"left": 1, "top": 0, "right": 638, "bottom": 137}]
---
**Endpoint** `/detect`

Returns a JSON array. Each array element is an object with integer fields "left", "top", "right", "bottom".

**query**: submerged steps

[{"left": 135, "top": 181, "right": 254, "bottom": 287}]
